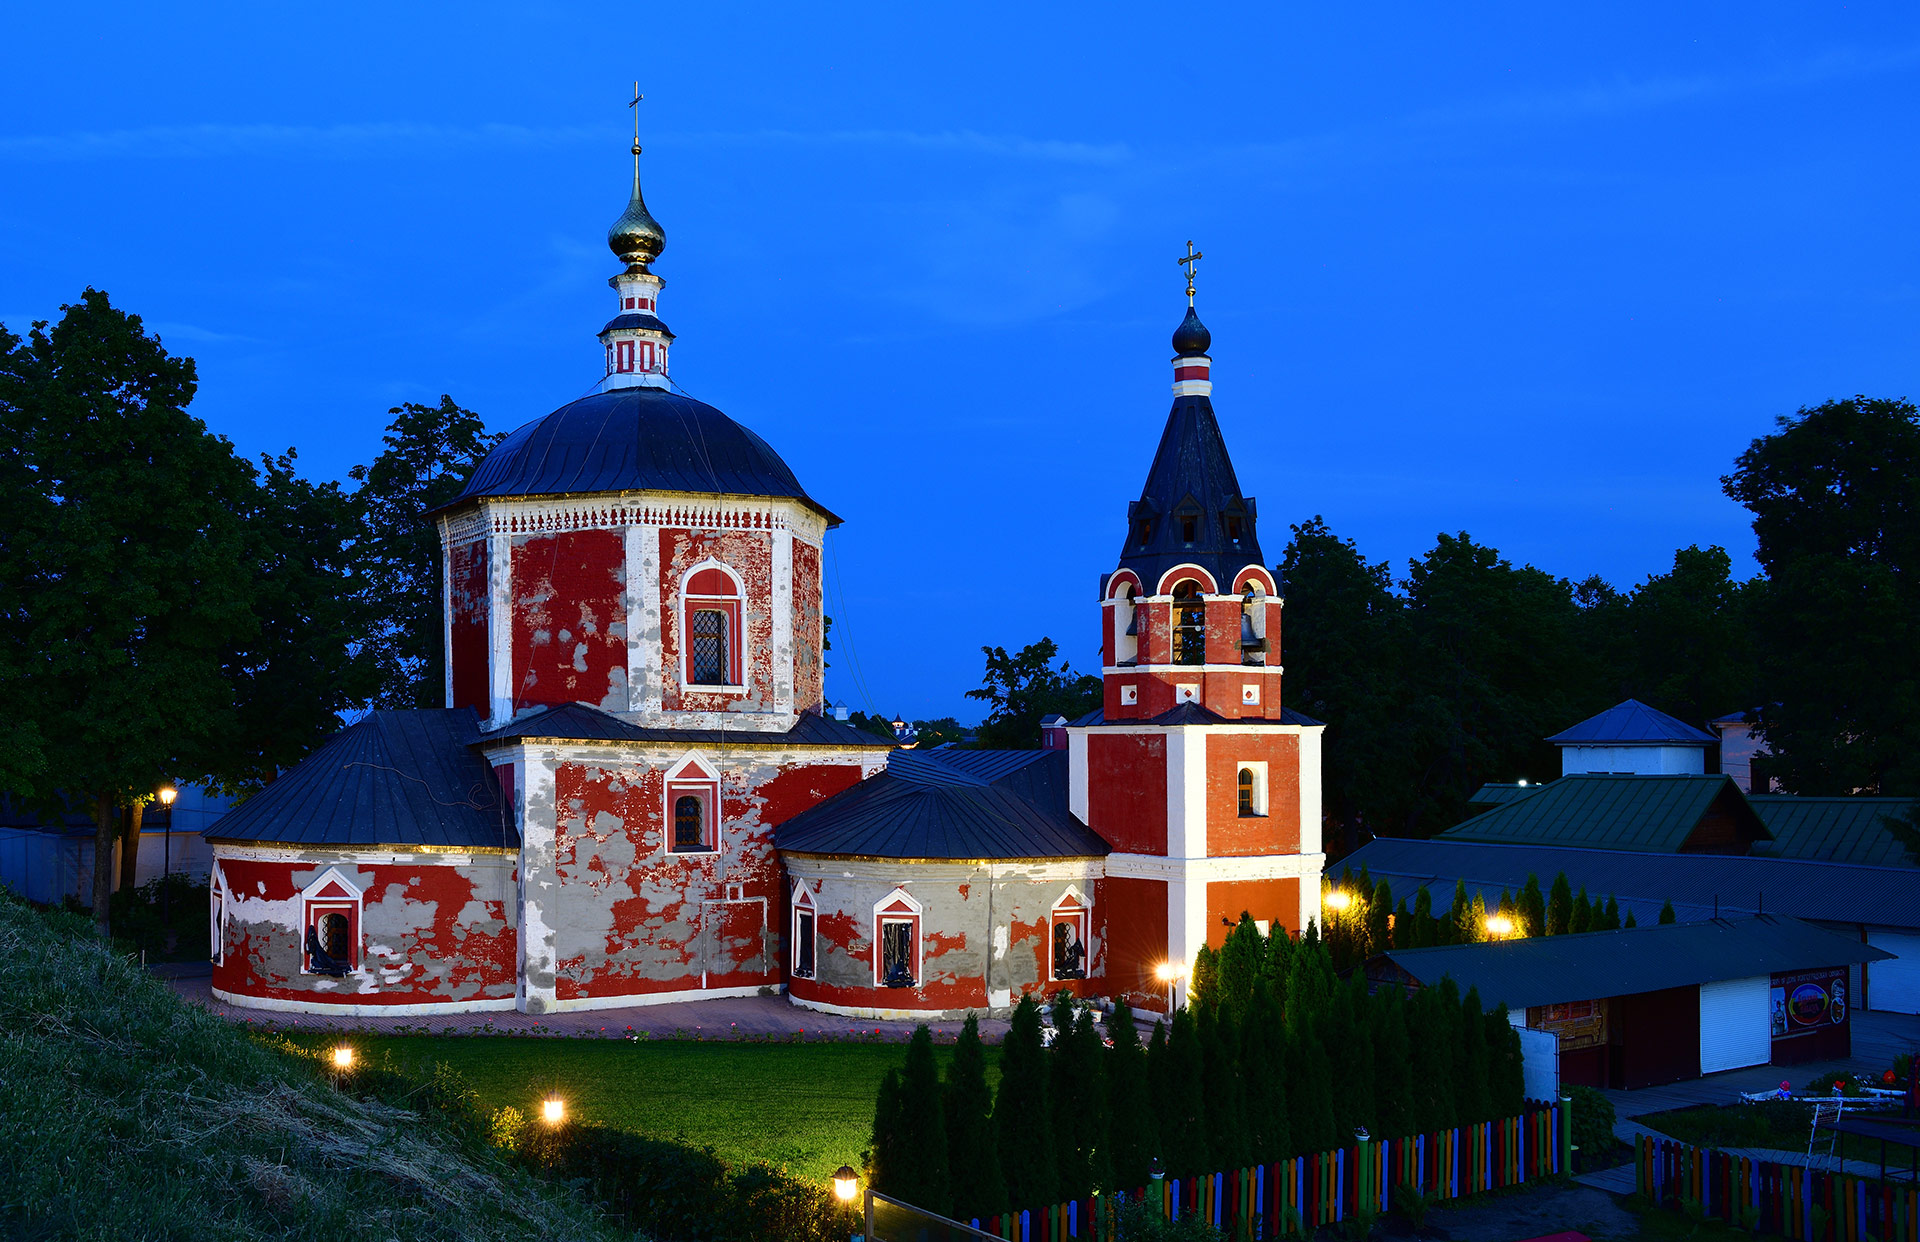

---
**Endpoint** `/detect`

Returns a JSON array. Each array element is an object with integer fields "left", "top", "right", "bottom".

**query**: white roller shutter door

[
  {"left": 1699, "top": 976, "right": 1772, "bottom": 1074},
  {"left": 1867, "top": 932, "right": 1920, "bottom": 1014}
]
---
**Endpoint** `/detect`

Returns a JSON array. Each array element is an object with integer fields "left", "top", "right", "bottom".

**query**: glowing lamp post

[
  {"left": 1485, "top": 914, "right": 1516, "bottom": 939},
  {"left": 542, "top": 1094, "right": 566, "bottom": 1126},
  {"left": 1154, "top": 960, "right": 1189, "bottom": 1012},
  {"left": 832, "top": 1164, "right": 859, "bottom": 1204},
  {"left": 1322, "top": 889, "right": 1352, "bottom": 914},
  {"left": 157, "top": 785, "right": 178, "bottom": 945},
  {"left": 331, "top": 1044, "right": 354, "bottom": 1071}
]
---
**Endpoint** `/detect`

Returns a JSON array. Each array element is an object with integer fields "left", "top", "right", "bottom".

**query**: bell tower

[{"left": 1071, "top": 257, "right": 1325, "bottom": 1012}]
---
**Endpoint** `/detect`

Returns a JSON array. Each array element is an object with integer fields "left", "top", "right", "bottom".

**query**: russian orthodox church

[{"left": 205, "top": 139, "right": 1324, "bottom": 1019}]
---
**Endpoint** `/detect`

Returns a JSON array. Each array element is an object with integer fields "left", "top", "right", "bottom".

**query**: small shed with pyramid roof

[{"left": 1548, "top": 698, "right": 1718, "bottom": 777}]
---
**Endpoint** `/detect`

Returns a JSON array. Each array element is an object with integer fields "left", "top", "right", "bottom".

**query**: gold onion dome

[{"left": 608, "top": 154, "right": 665, "bottom": 271}]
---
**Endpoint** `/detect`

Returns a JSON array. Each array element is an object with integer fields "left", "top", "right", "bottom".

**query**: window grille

[
  {"left": 880, "top": 920, "right": 915, "bottom": 986},
  {"left": 673, "top": 795, "right": 705, "bottom": 852},
  {"left": 690, "top": 609, "right": 728, "bottom": 684},
  {"left": 1238, "top": 768, "right": 1257, "bottom": 817},
  {"left": 1052, "top": 920, "right": 1086, "bottom": 980},
  {"left": 794, "top": 911, "right": 816, "bottom": 978}
]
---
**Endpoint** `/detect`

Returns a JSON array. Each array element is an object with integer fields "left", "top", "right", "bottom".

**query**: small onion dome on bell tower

[
  {"left": 600, "top": 125, "right": 674, "bottom": 393},
  {"left": 1171, "top": 305, "right": 1212, "bottom": 398}
]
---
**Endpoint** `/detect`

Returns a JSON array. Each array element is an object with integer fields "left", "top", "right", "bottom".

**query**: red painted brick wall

[
  {"left": 510, "top": 529, "right": 627, "bottom": 711},
  {"left": 1087, "top": 733, "right": 1168, "bottom": 854},
  {"left": 1205, "top": 732, "right": 1302, "bottom": 856},
  {"left": 791, "top": 539, "right": 825, "bottom": 710},
  {"left": 1206, "top": 877, "right": 1302, "bottom": 946},
  {"left": 1098, "top": 874, "right": 1170, "bottom": 1012},
  {"left": 449, "top": 538, "right": 490, "bottom": 713}
]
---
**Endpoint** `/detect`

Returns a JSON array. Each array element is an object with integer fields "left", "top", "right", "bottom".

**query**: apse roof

[
  {"left": 444, "top": 386, "right": 838, "bottom": 524},
  {"left": 776, "top": 748, "right": 1109, "bottom": 861},
  {"left": 1546, "top": 699, "right": 1716, "bottom": 746},
  {"left": 1115, "top": 392, "right": 1264, "bottom": 594},
  {"left": 206, "top": 709, "right": 516, "bottom": 850}
]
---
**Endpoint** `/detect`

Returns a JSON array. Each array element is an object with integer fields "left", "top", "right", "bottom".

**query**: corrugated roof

[
  {"left": 1467, "top": 783, "right": 1544, "bottom": 809},
  {"left": 776, "top": 748, "right": 1108, "bottom": 860},
  {"left": 1750, "top": 796, "right": 1919, "bottom": 868},
  {"left": 1368, "top": 915, "right": 1891, "bottom": 1011},
  {"left": 207, "top": 710, "right": 516, "bottom": 850},
  {"left": 476, "top": 703, "right": 892, "bottom": 750},
  {"left": 1546, "top": 699, "right": 1716, "bottom": 746},
  {"left": 1341, "top": 835, "right": 1920, "bottom": 931},
  {"left": 1438, "top": 773, "right": 1768, "bottom": 852}
]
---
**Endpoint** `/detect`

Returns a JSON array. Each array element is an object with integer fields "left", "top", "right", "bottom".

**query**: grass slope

[
  {"left": 287, "top": 1033, "right": 987, "bottom": 1182},
  {"left": 0, "top": 896, "right": 629, "bottom": 1241}
]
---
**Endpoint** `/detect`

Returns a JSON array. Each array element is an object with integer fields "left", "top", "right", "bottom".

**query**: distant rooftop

[{"left": 1546, "top": 699, "right": 1716, "bottom": 747}]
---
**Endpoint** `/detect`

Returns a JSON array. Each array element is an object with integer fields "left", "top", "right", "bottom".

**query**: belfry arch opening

[{"left": 1172, "top": 580, "right": 1206, "bottom": 666}]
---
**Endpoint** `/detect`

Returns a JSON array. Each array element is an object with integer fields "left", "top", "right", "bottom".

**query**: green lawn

[
  {"left": 285, "top": 1034, "right": 975, "bottom": 1182},
  {"left": 1640, "top": 1101, "right": 1889, "bottom": 1167}
]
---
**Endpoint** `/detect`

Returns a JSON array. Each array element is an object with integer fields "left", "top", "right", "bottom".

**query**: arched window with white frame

[
  {"left": 663, "top": 752, "right": 721, "bottom": 854},
  {"left": 680, "top": 562, "right": 743, "bottom": 689},
  {"left": 791, "top": 882, "right": 817, "bottom": 979},
  {"left": 1051, "top": 888, "right": 1090, "bottom": 981}
]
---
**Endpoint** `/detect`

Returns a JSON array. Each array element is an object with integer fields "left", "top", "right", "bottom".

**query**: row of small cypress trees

[
  {"left": 1317, "top": 865, "right": 1665, "bottom": 973},
  {"left": 869, "top": 916, "right": 1528, "bottom": 1224}
]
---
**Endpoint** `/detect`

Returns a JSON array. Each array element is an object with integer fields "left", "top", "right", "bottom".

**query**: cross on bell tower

[{"left": 1178, "top": 240, "right": 1203, "bottom": 305}]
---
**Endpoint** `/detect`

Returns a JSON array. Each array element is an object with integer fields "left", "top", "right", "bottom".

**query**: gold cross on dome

[
  {"left": 1177, "top": 240, "right": 1203, "bottom": 304},
  {"left": 629, "top": 82, "right": 644, "bottom": 158}
]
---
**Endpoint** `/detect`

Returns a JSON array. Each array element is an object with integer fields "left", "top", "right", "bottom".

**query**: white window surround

[
  {"left": 677, "top": 557, "right": 749, "bottom": 695},
  {"left": 1242, "top": 684, "right": 1261, "bottom": 705},
  {"left": 791, "top": 882, "right": 818, "bottom": 979},
  {"left": 872, "top": 886, "right": 923, "bottom": 987},
  {"left": 1175, "top": 684, "right": 1200, "bottom": 704},
  {"left": 1120, "top": 684, "right": 1139, "bottom": 705},
  {"left": 1050, "top": 886, "right": 1091, "bottom": 983},
  {"left": 1237, "top": 761, "right": 1269, "bottom": 817},
  {"left": 210, "top": 866, "right": 228, "bottom": 965},
  {"left": 300, "top": 867, "right": 364, "bottom": 975},
  {"left": 663, "top": 751, "right": 722, "bottom": 856}
]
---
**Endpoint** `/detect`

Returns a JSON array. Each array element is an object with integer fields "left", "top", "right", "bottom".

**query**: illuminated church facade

[{"left": 205, "top": 141, "right": 1324, "bottom": 1019}]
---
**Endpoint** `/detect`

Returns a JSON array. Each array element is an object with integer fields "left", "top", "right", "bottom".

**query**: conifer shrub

[
  {"left": 1547, "top": 872, "right": 1573, "bottom": 936},
  {"left": 1658, "top": 898, "right": 1677, "bottom": 925},
  {"left": 1519, "top": 874, "right": 1545, "bottom": 938},
  {"left": 1053, "top": 1010, "right": 1112, "bottom": 1199},
  {"left": 1105, "top": 1001, "right": 1159, "bottom": 1192},
  {"left": 871, "top": 1025, "right": 951, "bottom": 1213},
  {"left": 945, "top": 1014, "right": 1006, "bottom": 1220},
  {"left": 994, "top": 995, "right": 1059, "bottom": 1208},
  {"left": 1159, "top": 1006, "right": 1212, "bottom": 1175}
]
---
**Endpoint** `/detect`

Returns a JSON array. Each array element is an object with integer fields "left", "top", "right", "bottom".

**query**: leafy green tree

[
  {"left": 1052, "top": 1010, "right": 1111, "bottom": 1199},
  {"left": 846, "top": 710, "right": 900, "bottom": 742},
  {"left": 1658, "top": 898, "right": 1676, "bottom": 925},
  {"left": 1618, "top": 546, "right": 1756, "bottom": 725},
  {"left": 1104, "top": 1001, "right": 1158, "bottom": 1193},
  {"left": 2, "top": 292, "right": 266, "bottom": 934},
  {"left": 873, "top": 1026, "right": 951, "bottom": 1213},
  {"left": 348, "top": 396, "right": 503, "bottom": 709},
  {"left": 965, "top": 638, "right": 1101, "bottom": 749},
  {"left": 993, "top": 996, "right": 1057, "bottom": 1210},
  {"left": 1724, "top": 397, "right": 1920, "bottom": 794},
  {"left": 944, "top": 1015, "right": 1005, "bottom": 1220},
  {"left": 1276, "top": 517, "right": 1411, "bottom": 853},
  {"left": 910, "top": 717, "right": 968, "bottom": 749},
  {"left": 1547, "top": 872, "right": 1573, "bottom": 937},
  {"left": 1517, "top": 875, "right": 1544, "bottom": 939}
]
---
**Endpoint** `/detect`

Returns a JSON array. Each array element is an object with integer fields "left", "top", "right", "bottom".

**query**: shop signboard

[{"left": 1769, "top": 967, "right": 1848, "bottom": 1039}]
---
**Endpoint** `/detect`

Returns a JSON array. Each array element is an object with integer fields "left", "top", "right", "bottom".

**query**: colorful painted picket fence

[
  {"left": 970, "top": 1101, "right": 1567, "bottom": 1241},
  {"left": 1636, "top": 1135, "right": 1920, "bottom": 1242}
]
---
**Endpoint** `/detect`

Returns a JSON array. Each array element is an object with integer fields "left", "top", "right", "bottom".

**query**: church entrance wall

[{"left": 210, "top": 847, "right": 518, "bottom": 1014}]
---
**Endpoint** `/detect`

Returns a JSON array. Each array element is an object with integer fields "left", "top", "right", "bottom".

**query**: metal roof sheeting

[
  {"left": 1342, "top": 836, "right": 1920, "bottom": 931},
  {"left": 1546, "top": 699, "right": 1717, "bottom": 746},
  {"left": 1368, "top": 915, "right": 1892, "bottom": 1012},
  {"left": 477, "top": 703, "right": 892, "bottom": 750},
  {"left": 207, "top": 710, "right": 516, "bottom": 850},
  {"left": 444, "top": 386, "right": 839, "bottom": 524},
  {"left": 1468, "top": 783, "right": 1544, "bottom": 809},
  {"left": 1750, "top": 796, "right": 1919, "bottom": 868},
  {"left": 1438, "top": 773, "right": 1768, "bottom": 852},
  {"left": 776, "top": 749, "right": 1108, "bottom": 861}
]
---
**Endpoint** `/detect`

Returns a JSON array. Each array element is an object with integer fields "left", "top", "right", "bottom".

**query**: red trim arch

[
  {"left": 1232, "top": 565, "right": 1278, "bottom": 595},
  {"left": 1155, "top": 563, "right": 1220, "bottom": 596}
]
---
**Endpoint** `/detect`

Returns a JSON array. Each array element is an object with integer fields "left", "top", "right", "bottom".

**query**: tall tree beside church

[
  {"left": 1104, "top": 1001, "right": 1158, "bottom": 1193},
  {"left": 1724, "top": 397, "right": 1920, "bottom": 794},
  {"left": 349, "top": 396, "right": 503, "bottom": 709},
  {"left": 1154, "top": 1007, "right": 1211, "bottom": 1176},
  {"left": 871, "top": 1026, "right": 951, "bottom": 1214},
  {"left": 0, "top": 292, "right": 265, "bottom": 936},
  {"left": 944, "top": 1015, "right": 1005, "bottom": 1220},
  {"left": 1276, "top": 517, "right": 1410, "bottom": 851},
  {"left": 1052, "top": 1011, "right": 1112, "bottom": 1199},
  {"left": 993, "top": 995, "right": 1058, "bottom": 1210},
  {"left": 965, "top": 637, "right": 1102, "bottom": 749},
  {"left": 1618, "top": 546, "right": 1757, "bottom": 725}
]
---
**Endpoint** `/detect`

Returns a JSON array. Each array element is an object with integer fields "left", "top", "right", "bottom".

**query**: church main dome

[{"left": 451, "top": 386, "right": 838, "bottom": 523}]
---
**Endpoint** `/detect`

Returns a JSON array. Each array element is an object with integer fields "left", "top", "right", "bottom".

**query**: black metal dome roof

[
  {"left": 449, "top": 386, "right": 838, "bottom": 524},
  {"left": 1171, "top": 306, "right": 1211, "bottom": 355}
]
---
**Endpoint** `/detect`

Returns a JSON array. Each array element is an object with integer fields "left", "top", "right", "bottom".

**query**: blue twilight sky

[{"left": 4, "top": 6, "right": 1918, "bottom": 722}]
